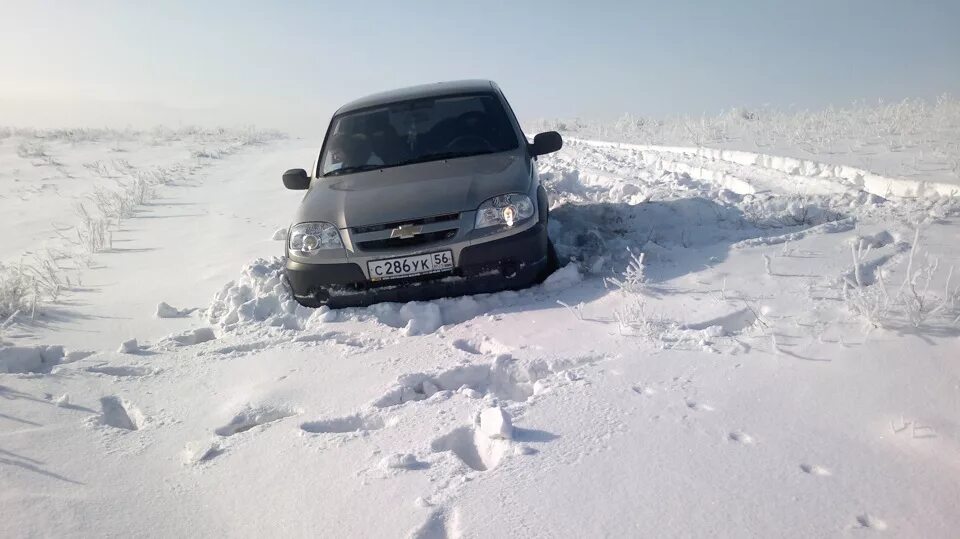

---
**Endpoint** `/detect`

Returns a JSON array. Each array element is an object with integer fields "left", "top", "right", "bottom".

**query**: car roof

[{"left": 335, "top": 80, "right": 499, "bottom": 115}]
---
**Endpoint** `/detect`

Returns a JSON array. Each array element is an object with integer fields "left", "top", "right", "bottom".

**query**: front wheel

[{"left": 537, "top": 238, "right": 560, "bottom": 283}]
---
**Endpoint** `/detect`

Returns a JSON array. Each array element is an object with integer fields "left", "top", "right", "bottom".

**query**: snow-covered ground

[
  {"left": 532, "top": 96, "right": 960, "bottom": 190},
  {"left": 2, "top": 115, "right": 959, "bottom": 537}
]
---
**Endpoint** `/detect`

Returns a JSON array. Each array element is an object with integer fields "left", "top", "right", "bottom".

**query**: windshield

[{"left": 319, "top": 93, "right": 519, "bottom": 176}]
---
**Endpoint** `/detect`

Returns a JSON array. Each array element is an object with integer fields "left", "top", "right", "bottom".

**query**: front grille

[
  {"left": 357, "top": 229, "right": 457, "bottom": 251},
  {"left": 352, "top": 213, "right": 459, "bottom": 234}
]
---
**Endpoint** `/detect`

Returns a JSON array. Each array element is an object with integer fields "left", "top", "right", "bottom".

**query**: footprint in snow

[
  {"left": 451, "top": 339, "right": 482, "bottom": 355},
  {"left": 85, "top": 365, "right": 157, "bottom": 378},
  {"left": 430, "top": 425, "right": 509, "bottom": 472},
  {"left": 799, "top": 463, "right": 831, "bottom": 476},
  {"left": 182, "top": 440, "right": 225, "bottom": 465},
  {"left": 98, "top": 396, "right": 148, "bottom": 431},
  {"left": 215, "top": 406, "right": 298, "bottom": 436},
  {"left": 685, "top": 400, "right": 714, "bottom": 412},
  {"left": 449, "top": 337, "right": 512, "bottom": 356},
  {"left": 855, "top": 514, "right": 888, "bottom": 531},
  {"left": 300, "top": 412, "right": 387, "bottom": 434},
  {"left": 727, "top": 431, "right": 755, "bottom": 444},
  {"left": 408, "top": 507, "right": 462, "bottom": 539}
]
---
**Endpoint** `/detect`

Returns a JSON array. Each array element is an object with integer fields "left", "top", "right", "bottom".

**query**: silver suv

[{"left": 281, "top": 80, "right": 562, "bottom": 307}]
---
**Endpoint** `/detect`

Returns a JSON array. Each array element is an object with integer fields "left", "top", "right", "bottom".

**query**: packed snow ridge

[{"left": 205, "top": 257, "right": 583, "bottom": 336}]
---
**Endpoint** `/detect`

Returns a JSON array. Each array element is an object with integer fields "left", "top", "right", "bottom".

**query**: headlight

[
  {"left": 288, "top": 222, "right": 343, "bottom": 255},
  {"left": 475, "top": 194, "right": 535, "bottom": 229}
]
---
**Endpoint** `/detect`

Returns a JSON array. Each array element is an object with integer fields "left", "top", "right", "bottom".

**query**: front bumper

[{"left": 286, "top": 222, "right": 549, "bottom": 307}]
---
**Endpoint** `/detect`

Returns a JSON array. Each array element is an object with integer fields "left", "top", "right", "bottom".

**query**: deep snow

[{"left": 1, "top": 118, "right": 959, "bottom": 537}]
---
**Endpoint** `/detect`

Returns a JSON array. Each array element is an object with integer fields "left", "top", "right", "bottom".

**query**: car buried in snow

[{"left": 281, "top": 80, "right": 563, "bottom": 308}]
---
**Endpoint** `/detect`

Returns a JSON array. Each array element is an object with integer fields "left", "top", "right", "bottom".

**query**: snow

[
  {"left": 379, "top": 452, "right": 423, "bottom": 471},
  {"left": 162, "top": 327, "right": 217, "bottom": 347},
  {"left": 116, "top": 338, "right": 139, "bottom": 354},
  {"left": 156, "top": 301, "right": 190, "bottom": 318},
  {"left": 0, "top": 344, "right": 63, "bottom": 373},
  {"left": 399, "top": 302, "right": 444, "bottom": 336},
  {"left": 540, "top": 263, "right": 581, "bottom": 290},
  {"left": 532, "top": 96, "right": 960, "bottom": 190},
  {"left": 1, "top": 115, "right": 959, "bottom": 537},
  {"left": 478, "top": 406, "right": 513, "bottom": 440}
]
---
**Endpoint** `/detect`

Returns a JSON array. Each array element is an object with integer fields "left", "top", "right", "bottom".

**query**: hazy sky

[{"left": 2, "top": 0, "right": 958, "bottom": 133}]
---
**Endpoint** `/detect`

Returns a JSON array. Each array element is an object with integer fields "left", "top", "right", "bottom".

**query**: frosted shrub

[
  {"left": 0, "top": 264, "right": 33, "bottom": 319},
  {"left": 74, "top": 203, "right": 110, "bottom": 252},
  {"left": 191, "top": 148, "right": 226, "bottom": 160},
  {"left": 604, "top": 250, "right": 684, "bottom": 341},
  {"left": 129, "top": 177, "right": 152, "bottom": 205},
  {"left": 841, "top": 239, "right": 891, "bottom": 327},
  {"left": 235, "top": 127, "right": 285, "bottom": 146},
  {"left": 842, "top": 228, "right": 958, "bottom": 329},
  {"left": 22, "top": 254, "right": 65, "bottom": 303},
  {"left": 605, "top": 250, "right": 646, "bottom": 294},
  {"left": 16, "top": 141, "right": 47, "bottom": 158},
  {"left": 0, "top": 256, "right": 67, "bottom": 319},
  {"left": 896, "top": 229, "right": 956, "bottom": 328},
  {"left": 82, "top": 160, "right": 112, "bottom": 177}
]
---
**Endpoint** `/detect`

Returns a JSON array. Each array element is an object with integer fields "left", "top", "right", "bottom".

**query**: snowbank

[
  {"left": 156, "top": 302, "right": 190, "bottom": 318},
  {"left": 572, "top": 138, "right": 960, "bottom": 198},
  {"left": 205, "top": 258, "right": 308, "bottom": 331},
  {"left": 206, "top": 258, "right": 583, "bottom": 336},
  {"left": 0, "top": 345, "right": 64, "bottom": 374},
  {"left": 160, "top": 327, "right": 217, "bottom": 347}
]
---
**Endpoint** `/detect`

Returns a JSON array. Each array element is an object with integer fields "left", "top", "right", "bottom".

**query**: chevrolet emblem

[{"left": 390, "top": 224, "right": 423, "bottom": 239}]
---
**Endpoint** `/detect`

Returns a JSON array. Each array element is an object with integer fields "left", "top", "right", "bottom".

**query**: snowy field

[
  {"left": 532, "top": 96, "right": 960, "bottom": 190},
  {"left": 1, "top": 104, "right": 959, "bottom": 537}
]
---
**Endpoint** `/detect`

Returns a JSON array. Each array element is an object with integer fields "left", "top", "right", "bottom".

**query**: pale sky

[{"left": 2, "top": 0, "right": 958, "bottom": 134}]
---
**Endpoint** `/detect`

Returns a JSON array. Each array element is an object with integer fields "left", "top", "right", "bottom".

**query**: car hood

[{"left": 294, "top": 151, "right": 532, "bottom": 229}]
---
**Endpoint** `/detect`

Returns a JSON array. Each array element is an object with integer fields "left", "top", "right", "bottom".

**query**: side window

[{"left": 321, "top": 118, "right": 347, "bottom": 173}]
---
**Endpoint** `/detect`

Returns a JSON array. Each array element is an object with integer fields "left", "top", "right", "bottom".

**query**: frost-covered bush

[
  {"left": 74, "top": 203, "right": 110, "bottom": 252},
  {"left": 605, "top": 250, "right": 646, "bottom": 294},
  {"left": 0, "top": 255, "right": 68, "bottom": 319},
  {"left": 0, "top": 264, "right": 33, "bottom": 319},
  {"left": 191, "top": 148, "right": 227, "bottom": 160},
  {"left": 605, "top": 249, "right": 670, "bottom": 338},
  {"left": 842, "top": 228, "right": 959, "bottom": 329},
  {"left": 16, "top": 141, "right": 47, "bottom": 158}
]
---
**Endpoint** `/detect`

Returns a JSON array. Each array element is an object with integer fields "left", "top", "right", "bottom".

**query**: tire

[{"left": 537, "top": 238, "right": 560, "bottom": 283}]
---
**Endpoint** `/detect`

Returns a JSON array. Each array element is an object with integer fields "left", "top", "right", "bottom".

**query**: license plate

[{"left": 367, "top": 250, "right": 454, "bottom": 281}]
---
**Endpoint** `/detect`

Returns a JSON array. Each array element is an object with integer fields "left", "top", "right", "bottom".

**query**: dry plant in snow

[{"left": 842, "top": 227, "right": 958, "bottom": 329}]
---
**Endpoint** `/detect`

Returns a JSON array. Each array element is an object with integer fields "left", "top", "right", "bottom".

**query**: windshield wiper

[
  {"left": 325, "top": 150, "right": 499, "bottom": 176},
  {"left": 394, "top": 150, "right": 496, "bottom": 167},
  {"left": 323, "top": 164, "right": 385, "bottom": 177}
]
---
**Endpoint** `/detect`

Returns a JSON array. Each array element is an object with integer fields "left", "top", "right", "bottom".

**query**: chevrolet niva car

[{"left": 281, "top": 79, "right": 563, "bottom": 307}]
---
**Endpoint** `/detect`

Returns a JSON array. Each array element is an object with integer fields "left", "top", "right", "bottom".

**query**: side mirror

[
  {"left": 530, "top": 131, "right": 563, "bottom": 157},
  {"left": 283, "top": 168, "right": 310, "bottom": 190}
]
